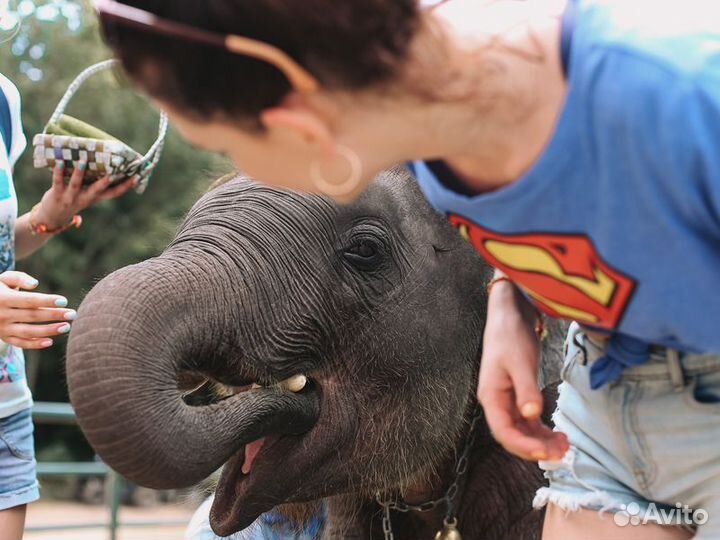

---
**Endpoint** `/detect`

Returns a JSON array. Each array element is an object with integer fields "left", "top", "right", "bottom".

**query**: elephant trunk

[{"left": 66, "top": 255, "right": 319, "bottom": 489}]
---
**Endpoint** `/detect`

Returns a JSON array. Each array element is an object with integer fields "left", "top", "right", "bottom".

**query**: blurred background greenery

[{"left": 1, "top": 0, "right": 231, "bottom": 465}]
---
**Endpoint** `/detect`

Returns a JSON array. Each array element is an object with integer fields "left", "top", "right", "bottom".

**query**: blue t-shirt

[{"left": 411, "top": 0, "right": 720, "bottom": 387}]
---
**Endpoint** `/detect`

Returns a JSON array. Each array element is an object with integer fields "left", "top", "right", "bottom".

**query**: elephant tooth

[{"left": 283, "top": 375, "right": 307, "bottom": 393}]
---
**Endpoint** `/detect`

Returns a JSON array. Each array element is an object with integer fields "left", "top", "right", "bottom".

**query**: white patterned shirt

[{"left": 0, "top": 72, "right": 31, "bottom": 418}]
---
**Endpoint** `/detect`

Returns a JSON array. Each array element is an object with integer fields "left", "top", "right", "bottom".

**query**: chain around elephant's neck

[{"left": 375, "top": 406, "right": 482, "bottom": 540}]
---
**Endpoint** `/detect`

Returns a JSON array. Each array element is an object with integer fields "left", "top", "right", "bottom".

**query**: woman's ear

[{"left": 260, "top": 97, "right": 335, "bottom": 155}]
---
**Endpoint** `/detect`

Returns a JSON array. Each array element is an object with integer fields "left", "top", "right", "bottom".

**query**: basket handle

[
  {"left": 44, "top": 59, "right": 169, "bottom": 179},
  {"left": 47, "top": 59, "right": 120, "bottom": 127}
]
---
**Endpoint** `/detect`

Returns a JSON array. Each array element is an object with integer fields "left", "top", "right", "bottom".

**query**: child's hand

[
  {"left": 0, "top": 271, "right": 76, "bottom": 350},
  {"left": 32, "top": 161, "right": 138, "bottom": 231},
  {"left": 477, "top": 279, "right": 569, "bottom": 461}
]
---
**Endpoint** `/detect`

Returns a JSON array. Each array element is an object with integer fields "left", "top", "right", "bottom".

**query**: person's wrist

[
  {"left": 30, "top": 202, "right": 82, "bottom": 236},
  {"left": 487, "top": 280, "right": 538, "bottom": 333},
  {"left": 32, "top": 202, "right": 72, "bottom": 230}
]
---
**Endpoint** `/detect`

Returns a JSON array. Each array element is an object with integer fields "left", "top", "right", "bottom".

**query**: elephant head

[{"left": 66, "top": 169, "right": 494, "bottom": 536}]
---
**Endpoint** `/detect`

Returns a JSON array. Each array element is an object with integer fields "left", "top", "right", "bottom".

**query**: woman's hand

[
  {"left": 477, "top": 278, "right": 569, "bottom": 461},
  {"left": 31, "top": 161, "right": 137, "bottom": 230},
  {"left": 0, "top": 271, "right": 76, "bottom": 350}
]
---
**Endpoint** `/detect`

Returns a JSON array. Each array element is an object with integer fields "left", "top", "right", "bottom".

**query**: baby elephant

[{"left": 66, "top": 169, "right": 560, "bottom": 540}]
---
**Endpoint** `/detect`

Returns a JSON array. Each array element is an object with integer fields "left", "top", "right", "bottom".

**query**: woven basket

[{"left": 32, "top": 60, "right": 168, "bottom": 194}]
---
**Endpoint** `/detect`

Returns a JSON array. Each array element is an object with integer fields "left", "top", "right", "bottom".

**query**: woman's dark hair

[{"left": 103, "top": 0, "right": 421, "bottom": 125}]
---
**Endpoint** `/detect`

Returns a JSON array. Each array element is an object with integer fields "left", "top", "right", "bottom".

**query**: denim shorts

[
  {"left": 0, "top": 408, "right": 39, "bottom": 511},
  {"left": 534, "top": 323, "right": 720, "bottom": 539}
]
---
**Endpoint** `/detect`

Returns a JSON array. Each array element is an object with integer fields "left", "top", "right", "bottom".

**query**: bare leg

[
  {"left": 0, "top": 504, "right": 27, "bottom": 540},
  {"left": 543, "top": 503, "right": 694, "bottom": 540}
]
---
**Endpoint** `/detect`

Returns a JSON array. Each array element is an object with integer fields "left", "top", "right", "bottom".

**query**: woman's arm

[
  {"left": 15, "top": 211, "right": 53, "bottom": 261},
  {"left": 477, "top": 269, "right": 568, "bottom": 461},
  {"left": 15, "top": 162, "right": 136, "bottom": 260}
]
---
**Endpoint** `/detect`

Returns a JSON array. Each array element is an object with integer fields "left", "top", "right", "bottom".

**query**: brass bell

[{"left": 435, "top": 518, "right": 462, "bottom": 540}]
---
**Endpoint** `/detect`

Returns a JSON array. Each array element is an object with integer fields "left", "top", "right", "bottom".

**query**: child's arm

[{"left": 477, "top": 270, "right": 569, "bottom": 461}]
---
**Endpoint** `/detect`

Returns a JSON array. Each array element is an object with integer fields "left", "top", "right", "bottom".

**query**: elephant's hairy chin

[{"left": 275, "top": 501, "right": 325, "bottom": 529}]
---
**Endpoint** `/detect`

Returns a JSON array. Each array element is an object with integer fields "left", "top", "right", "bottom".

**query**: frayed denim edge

[{"left": 533, "top": 487, "right": 622, "bottom": 515}]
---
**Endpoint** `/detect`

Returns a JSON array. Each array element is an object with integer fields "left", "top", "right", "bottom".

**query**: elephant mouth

[
  {"left": 210, "top": 433, "right": 309, "bottom": 535},
  {"left": 206, "top": 377, "right": 330, "bottom": 536}
]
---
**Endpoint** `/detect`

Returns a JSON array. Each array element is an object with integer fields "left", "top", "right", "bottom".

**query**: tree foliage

[{"left": 1, "top": 0, "right": 230, "bottom": 459}]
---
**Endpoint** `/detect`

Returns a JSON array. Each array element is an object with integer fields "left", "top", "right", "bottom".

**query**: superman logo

[{"left": 448, "top": 214, "right": 636, "bottom": 329}]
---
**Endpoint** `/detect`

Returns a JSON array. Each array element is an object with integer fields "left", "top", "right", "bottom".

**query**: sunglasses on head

[{"left": 96, "top": 0, "right": 320, "bottom": 93}]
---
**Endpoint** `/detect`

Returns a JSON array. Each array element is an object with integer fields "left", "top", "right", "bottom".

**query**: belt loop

[
  {"left": 667, "top": 349, "right": 684, "bottom": 392},
  {"left": 570, "top": 324, "right": 588, "bottom": 366}
]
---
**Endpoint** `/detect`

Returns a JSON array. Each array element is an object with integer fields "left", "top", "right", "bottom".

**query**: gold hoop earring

[{"left": 310, "top": 144, "right": 363, "bottom": 198}]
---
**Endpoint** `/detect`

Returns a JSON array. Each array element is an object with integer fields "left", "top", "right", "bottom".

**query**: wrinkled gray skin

[{"left": 66, "top": 169, "right": 564, "bottom": 540}]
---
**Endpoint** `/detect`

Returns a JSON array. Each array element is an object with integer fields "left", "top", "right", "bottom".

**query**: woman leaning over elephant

[
  {"left": 96, "top": 0, "right": 720, "bottom": 538},
  {"left": 0, "top": 70, "right": 135, "bottom": 539}
]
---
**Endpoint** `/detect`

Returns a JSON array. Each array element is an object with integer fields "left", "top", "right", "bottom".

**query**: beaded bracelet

[
  {"left": 486, "top": 275, "right": 547, "bottom": 341},
  {"left": 486, "top": 275, "right": 514, "bottom": 295},
  {"left": 29, "top": 204, "right": 83, "bottom": 236}
]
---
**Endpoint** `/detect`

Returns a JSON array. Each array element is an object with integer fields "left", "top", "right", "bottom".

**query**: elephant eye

[
  {"left": 343, "top": 238, "right": 381, "bottom": 267},
  {"left": 347, "top": 240, "right": 377, "bottom": 258}
]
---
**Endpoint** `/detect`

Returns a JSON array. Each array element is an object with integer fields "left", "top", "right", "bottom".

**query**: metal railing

[{"left": 26, "top": 402, "right": 188, "bottom": 540}]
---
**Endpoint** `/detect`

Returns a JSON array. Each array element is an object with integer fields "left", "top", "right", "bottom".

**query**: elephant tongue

[{"left": 242, "top": 438, "right": 266, "bottom": 474}]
